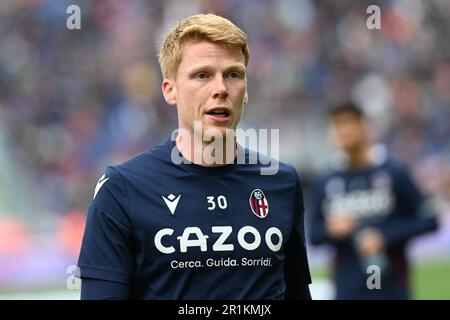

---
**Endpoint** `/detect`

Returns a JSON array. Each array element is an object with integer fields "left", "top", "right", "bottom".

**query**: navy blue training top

[
  {"left": 77, "top": 138, "right": 311, "bottom": 299},
  {"left": 309, "top": 157, "right": 438, "bottom": 299}
]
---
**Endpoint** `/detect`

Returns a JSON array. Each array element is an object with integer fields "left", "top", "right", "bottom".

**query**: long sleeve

[{"left": 378, "top": 167, "right": 438, "bottom": 247}]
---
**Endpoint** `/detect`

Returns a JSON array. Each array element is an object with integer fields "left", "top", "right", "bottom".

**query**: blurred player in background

[
  {"left": 309, "top": 102, "right": 438, "bottom": 299},
  {"left": 77, "top": 13, "right": 311, "bottom": 300}
]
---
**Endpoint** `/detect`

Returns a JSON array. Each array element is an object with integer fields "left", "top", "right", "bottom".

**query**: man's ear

[
  {"left": 162, "top": 79, "right": 177, "bottom": 106},
  {"left": 243, "top": 92, "right": 248, "bottom": 105}
]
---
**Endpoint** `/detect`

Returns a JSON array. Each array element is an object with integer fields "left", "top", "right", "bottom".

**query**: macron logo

[
  {"left": 93, "top": 174, "right": 109, "bottom": 199},
  {"left": 162, "top": 194, "right": 181, "bottom": 215}
]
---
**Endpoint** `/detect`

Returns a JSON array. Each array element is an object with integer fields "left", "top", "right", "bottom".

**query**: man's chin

[{"left": 202, "top": 124, "right": 236, "bottom": 141}]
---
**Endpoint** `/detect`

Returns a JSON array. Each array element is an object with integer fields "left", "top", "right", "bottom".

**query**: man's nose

[{"left": 212, "top": 76, "right": 228, "bottom": 99}]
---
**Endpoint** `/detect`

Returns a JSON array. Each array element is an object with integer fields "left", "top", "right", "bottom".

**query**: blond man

[{"left": 78, "top": 14, "right": 311, "bottom": 300}]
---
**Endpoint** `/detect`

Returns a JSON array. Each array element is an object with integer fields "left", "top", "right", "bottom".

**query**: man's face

[
  {"left": 330, "top": 113, "right": 367, "bottom": 153},
  {"left": 162, "top": 40, "right": 247, "bottom": 138}
]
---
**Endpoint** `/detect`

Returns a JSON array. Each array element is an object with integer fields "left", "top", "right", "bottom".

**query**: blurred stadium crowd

[{"left": 0, "top": 0, "right": 449, "bottom": 293}]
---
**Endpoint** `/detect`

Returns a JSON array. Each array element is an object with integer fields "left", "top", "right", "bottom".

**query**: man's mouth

[{"left": 205, "top": 107, "right": 232, "bottom": 122}]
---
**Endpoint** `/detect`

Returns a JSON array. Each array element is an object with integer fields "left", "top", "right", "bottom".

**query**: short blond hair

[{"left": 158, "top": 13, "right": 249, "bottom": 79}]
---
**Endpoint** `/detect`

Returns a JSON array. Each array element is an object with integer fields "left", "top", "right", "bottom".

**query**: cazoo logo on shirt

[
  {"left": 323, "top": 189, "right": 394, "bottom": 219},
  {"left": 154, "top": 225, "right": 283, "bottom": 254}
]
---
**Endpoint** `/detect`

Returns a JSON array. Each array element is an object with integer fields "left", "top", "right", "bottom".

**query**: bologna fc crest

[{"left": 249, "top": 189, "right": 269, "bottom": 218}]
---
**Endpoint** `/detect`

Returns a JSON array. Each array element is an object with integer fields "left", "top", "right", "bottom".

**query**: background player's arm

[
  {"left": 369, "top": 167, "right": 438, "bottom": 249},
  {"left": 284, "top": 173, "right": 312, "bottom": 300}
]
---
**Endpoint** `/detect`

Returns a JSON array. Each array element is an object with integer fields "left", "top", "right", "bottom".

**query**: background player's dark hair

[{"left": 329, "top": 102, "right": 366, "bottom": 119}]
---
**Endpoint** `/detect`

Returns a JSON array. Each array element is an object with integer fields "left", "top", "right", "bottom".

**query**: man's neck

[
  {"left": 175, "top": 131, "right": 238, "bottom": 167},
  {"left": 347, "top": 144, "right": 372, "bottom": 169}
]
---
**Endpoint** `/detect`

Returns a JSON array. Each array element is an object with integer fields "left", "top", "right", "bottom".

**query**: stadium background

[{"left": 0, "top": 0, "right": 449, "bottom": 299}]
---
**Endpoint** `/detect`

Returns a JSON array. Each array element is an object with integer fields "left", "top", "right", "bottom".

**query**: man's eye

[
  {"left": 227, "top": 71, "right": 242, "bottom": 79},
  {"left": 195, "top": 72, "right": 209, "bottom": 80}
]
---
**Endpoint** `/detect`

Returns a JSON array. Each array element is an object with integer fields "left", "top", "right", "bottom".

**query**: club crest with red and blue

[{"left": 249, "top": 189, "right": 269, "bottom": 218}]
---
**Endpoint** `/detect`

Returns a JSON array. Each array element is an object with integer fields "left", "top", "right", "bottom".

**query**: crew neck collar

[{"left": 165, "top": 138, "right": 245, "bottom": 176}]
